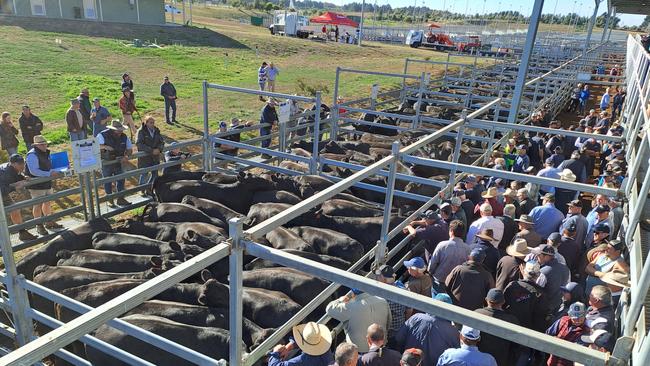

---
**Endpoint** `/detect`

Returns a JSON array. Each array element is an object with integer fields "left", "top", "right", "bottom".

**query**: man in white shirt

[{"left": 466, "top": 203, "right": 504, "bottom": 247}]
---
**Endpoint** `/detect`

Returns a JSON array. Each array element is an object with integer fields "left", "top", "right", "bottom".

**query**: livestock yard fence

[{"left": 0, "top": 30, "right": 648, "bottom": 366}]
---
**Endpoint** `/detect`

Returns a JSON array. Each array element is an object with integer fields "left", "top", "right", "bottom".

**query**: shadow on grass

[{"left": 0, "top": 15, "right": 250, "bottom": 49}]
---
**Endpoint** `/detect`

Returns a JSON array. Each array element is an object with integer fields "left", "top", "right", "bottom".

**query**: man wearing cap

[
  {"left": 561, "top": 200, "right": 589, "bottom": 247},
  {"left": 403, "top": 210, "right": 449, "bottom": 262},
  {"left": 582, "top": 329, "right": 613, "bottom": 354},
  {"left": 436, "top": 326, "right": 497, "bottom": 366},
  {"left": 556, "top": 282, "right": 585, "bottom": 320},
  {"left": 558, "top": 150, "right": 587, "bottom": 183},
  {"left": 475, "top": 289, "right": 520, "bottom": 366},
  {"left": 18, "top": 105, "right": 43, "bottom": 150},
  {"left": 268, "top": 321, "right": 334, "bottom": 366},
  {"left": 375, "top": 265, "right": 407, "bottom": 341},
  {"left": 513, "top": 214, "right": 542, "bottom": 248},
  {"left": 469, "top": 229, "right": 501, "bottom": 277},
  {"left": 510, "top": 144, "right": 530, "bottom": 173},
  {"left": 359, "top": 323, "right": 402, "bottom": 366},
  {"left": 559, "top": 225, "right": 581, "bottom": 278},
  {"left": 446, "top": 248, "right": 495, "bottom": 310},
  {"left": 455, "top": 189, "right": 475, "bottom": 225},
  {"left": 160, "top": 76, "right": 178, "bottom": 124},
  {"left": 502, "top": 188, "right": 521, "bottom": 218},
  {"left": 466, "top": 203, "right": 503, "bottom": 248},
  {"left": 163, "top": 142, "right": 190, "bottom": 175},
  {"left": 504, "top": 261, "right": 549, "bottom": 331},
  {"left": 546, "top": 232, "right": 567, "bottom": 265},
  {"left": 97, "top": 120, "right": 133, "bottom": 207},
  {"left": 536, "top": 158, "right": 561, "bottom": 196},
  {"left": 585, "top": 241, "right": 628, "bottom": 297},
  {"left": 119, "top": 87, "right": 137, "bottom": 138},
  {"left": 90, "top": 97, "right": 111, "bottom": 137},
  {"left": 585, "top": 286, "right": 616, "bottom": 346},
  {"left": 78, "top": 88, "right": 92, "bottom": 135},
  {"left": 326, "top": 288, "right": 391, "bottom": 353},
  {"left": 428, "top": 220, "right": 470, "bottom": 283},
  {"left": 396, "top": 294, "right": 459, "bottom": 366},
  {"left": 529, "top": 193, "right": 565, "bottom": 242},
  {"left": 121, "top": 72, "right": 134, "bottom": 91},
  {"left": 400, "top": 348, "right": 423, "bottom": 366},
  {"left": 537, "top": 244, "right": 570, "bottom": 314},
  {"left": 0, "top": 154, "right": 38, "bottom": 241},
  {"left": 449, "top": 196, "right": 467, "bottom": 228},
  {"left": 585, "top": 204, "right": 613, "bottom": 249},
  {"left": 136, "top": 116, "right": 164, "bottom": 195},
  {"left": 403, "top": 256, "right": 432, "bottom": 298},
  {"left": 259, "top": 99, "right": 279, "bottom": 158},
  {"left": 463, "top": 175, "right": 483, "bottom": 206},
  {"left": 25, "top": 135, "right": 63, "bottom": 235},
  {"left": 546, "top": 302, "right": 589, "bottom": 366},
  {"left": 496, "top": 239, "right": 530, "bottom": 290},
  {"left": 66, "top": 98, "right": 86, "bottom": 141}
]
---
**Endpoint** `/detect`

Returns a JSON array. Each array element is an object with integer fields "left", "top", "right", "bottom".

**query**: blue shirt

[
  {"left": 436, "top": 344, "right": 498, "bottom": 366},
  {"left": 528, "top": 203, "right": 564, "bottom": 239},
  {"left": 396, "top": 313, "right": 459, "bottom": 366},
  {"left": 536, "top": 166, "right": 560, "bottom": 193},
  {"left": 579, "top": 89, "right": 590, "bottom": 102},
  {"left": 267, "top": 351, "right": 333, "bottom": 366},
  {"left": 91, "top": 106, "right": 110, "bottom": 125},
  {"left": 512, "top": 153, "right": 530, "bottom": 173}
]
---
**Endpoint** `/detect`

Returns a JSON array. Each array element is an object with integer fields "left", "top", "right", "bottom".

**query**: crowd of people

[
  {"left": 268, "top": 81, "right": 629, "bottom": 366},
  {"left": 0, "top": 73, "right": 188, "bottom": 240}
]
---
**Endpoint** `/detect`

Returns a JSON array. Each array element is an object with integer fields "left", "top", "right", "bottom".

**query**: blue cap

[
  {"left": 433, "top": 293, "right": 453, "bottom": 303},
  {"left": 568, "top": 302, "right": 587, "bottom": 318},
  {"left": 350, "top": 288, "right": 363, "bottom": 295},
  {"left": 219, "top": 121, "right": 227, "bottom": 128},
  {"left": 460, "top": 325, "right": 481, "bottom": 340},
  {"left": 594, "top": 223, "right": 610, "bottom": 233},
  {"left": 486, "top": 288, "right": 505, "bottom": 303},
  {"left": 560, "top": 282, "right": 580, "bottom": 293},
  {"left": 469, "top": 247, "right": 486, "bottom": 262},
  {"left": 548, "top": 232, "right": 562, "bottom": 244},
  {"left": 9, "top": 154, "right": 24, "bottom": 164},
  {"left": 545, "top": 157, "right": 554, "bottom": 165},
  {"left": 404, "top": 257, "right": 426, "bottom": 270}
]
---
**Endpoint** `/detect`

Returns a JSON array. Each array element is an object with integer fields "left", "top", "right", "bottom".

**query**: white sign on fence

[
  {"left": 71, "top": 138, "right": 101, "bottom": 173},
  {"left": 278, "top": 102, "right": 291, "bottom": 124}
]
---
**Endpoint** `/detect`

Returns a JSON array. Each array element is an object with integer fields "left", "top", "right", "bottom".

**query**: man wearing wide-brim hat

[
  {"left": 476, "top": 186, "right": 503, "bottom": 217},
  {"left": 555, "top": 169, "right": 578, "bottom": 216},
  {"left": 600, "top": 270, "right": 629, "bottom": 308},
  {"left": 513, "top": 214, "right": 542, "bottom": 248},
  {"left": 25, "top": 135, "right": 64, "bottom": 236},
  {"left": 97, "top": 120, "right": 133, "bottom": 207},
  {"left": 268, "top": 321, "right": 334, "bottom": 365},
  {"left": 495, "top": 238, "right": 531, "bottom": 290}
]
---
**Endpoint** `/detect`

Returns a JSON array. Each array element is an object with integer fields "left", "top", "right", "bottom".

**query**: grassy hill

[{"left": 0, "top": 10, "right": 484, "bottom": 155}]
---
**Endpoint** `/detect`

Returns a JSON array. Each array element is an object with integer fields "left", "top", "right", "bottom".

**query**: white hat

[
  {"left": 559, "top": 169, "right": 577, "bottom": 182},
  {"left": 292, "top": 322, "right": 332, "bottom": 356}
]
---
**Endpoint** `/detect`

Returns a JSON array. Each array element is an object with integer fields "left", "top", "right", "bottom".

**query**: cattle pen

[{"left": 0, "top": 5, "right": 649, "bottom": 366}]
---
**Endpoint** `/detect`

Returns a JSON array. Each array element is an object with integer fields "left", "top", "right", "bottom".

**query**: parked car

[{"left": 165, "top": 4, "right": 182, "bottom": 14}]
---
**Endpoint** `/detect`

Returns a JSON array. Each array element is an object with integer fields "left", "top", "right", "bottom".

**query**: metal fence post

[
  {"left": 278, "top": 119, "right": 287, "bottom": 155},
  {"left": 375, "top": 141, "right": 400, "bottom": 267},
  {"left": 84, "top": 173, "right": 96, "bottom": 220},
  {"left": 0, "top": 199, "right": 35, "bottom": 346},
  {"left": 202, "top": 80, "right": 211, "bottom": 171},
  {"left": 229, "top": 217, "right": 244, "bottom": 366},
  {"left": 412, "top": 73, "right": 425, "bottom": 129},
  {"left": 92, "top": 172, "right": 101, "bottom": 217},
  {"left": 330, "top": 106, "right": 339, "bottom": 143},
  {"left": 449, "top": 113, "right": 467, "bottom": 191},
  {"left": 78, "top": 173, "right": 89, "bottom": 221},
  {"left": 484, "top": 91, "right": 503, "bottom": 165},
  {"left": 310, "top": 92, "right": 322, "bottom": 175}
]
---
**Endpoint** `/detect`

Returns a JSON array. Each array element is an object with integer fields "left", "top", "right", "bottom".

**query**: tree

[
  {"left": 641, "top": 15, "right": 650, "bottom": 30},
  {"left": 264, "top": 2, "right": 273, "bottom": 11}
]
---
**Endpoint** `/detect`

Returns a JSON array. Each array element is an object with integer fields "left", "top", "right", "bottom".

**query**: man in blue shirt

[
  {"left": 536, "top": 158, "right": 560, "bottom": 195},
  {"left": 529, "top": 193, "right": 565, "bottom": 241},
  {"left": 396, "top": 293, "right": 459, "bottom": 366},
  {"left": 578, "top": 85, "right": 590, "bottom": 115},
  {"left": 90, "top": 98, "right": 111, "bottom": 137},
  {"left": 436, "top": 326, "right": 497, "bottom": 366},
  {"left": 268, "top": 322, "right": 334, "bottom": 366},
  {"left": 508, "top": 144, "right": 530, "bottom": 173},
  {"left": 585, "top": 205, "right": 613, "bottom": 249}
]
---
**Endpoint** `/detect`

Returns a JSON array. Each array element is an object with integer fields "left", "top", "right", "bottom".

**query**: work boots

[
  {"left": 18, "top": 229, "right": 37, "bottom": 242},
  {"left": 36, "top": 225, "right": 48, "bottom": 236}
]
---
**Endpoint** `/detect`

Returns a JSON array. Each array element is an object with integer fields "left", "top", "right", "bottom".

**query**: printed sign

[{"left": 71, "top": 138, "right": 101, "bottom": 173}]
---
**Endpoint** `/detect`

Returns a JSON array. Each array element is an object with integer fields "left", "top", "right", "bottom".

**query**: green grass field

[{"left": 0, "top": 9, "right": 487, "bottom": 153}]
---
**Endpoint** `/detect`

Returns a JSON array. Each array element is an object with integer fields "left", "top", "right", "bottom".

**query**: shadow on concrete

[{"left": 0, "top": 15, "right": 250, "bottom": 49}]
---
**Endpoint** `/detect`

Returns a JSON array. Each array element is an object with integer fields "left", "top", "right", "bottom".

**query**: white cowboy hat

[
  {"left": 292, "top": 322, "right": 332, "bottom": 356},
  {"left": 481, "top": 187, "right": 498, "bottom": 199},
  {"left": 600, "top": 270, "right": 630, "bottom": 288},
  {"left": 559, "top": 169, "right": 577, "bottom": 182}
]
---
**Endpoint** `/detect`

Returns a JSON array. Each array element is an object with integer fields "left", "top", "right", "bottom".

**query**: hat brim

[
  {"left": 476, "top": 233, "right": 496, "bottom": 241},
  {"left": 514, "top": 219, "right": 534, "bottom": 225},
  {"left": 481, "top": 194, "right": 496, "bottom": 199},
  {"left": 600, "top": 275, "right": 629, "bottom": 288},
  {"left": 32, "top": 140, "right": 50, "bottom": 145},
  {"left": 292, "top": 323, "right": 332, "bottom": 356},
  {"left": 506, "top": 245, "right": 531, "bottom": 258},
  {"left": 106, "top": 126, "right": 127, "bottom": 131}
]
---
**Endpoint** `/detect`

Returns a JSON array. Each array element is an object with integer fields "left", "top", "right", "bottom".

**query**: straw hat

[
  {"left": 514, "top": 214, "right": 535, "bottom": 225},
  {"left": 503, "top": 188, "right": 517, "bottom": 198},
  {"left": 106, "top": 120, "right": 127, "bottom": 131},
  {"left": 32, "top": 135, "right": 50, "bottom": 145},
  {"left": 481, "top": 187, "right": 498, "bottom": 199},
  {"left": 559, "top": 169, "right": 577, "bottom": 182},
  {"left": 292, "top": 322, "right": 332, "bottom": 356},
  {"left": 506, "top": 238, "right": 532, "bottom": 258},
  {"left": 601, "top": 271, "right": 630, "bottom": 288}
]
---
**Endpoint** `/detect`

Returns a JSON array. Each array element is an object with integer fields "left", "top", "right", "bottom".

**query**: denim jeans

[
  {"left": 139, "top": 169, "right": 159, "bottom": 189},
  {"left": 69, "top": 130, "right": 87, "bottom": 141},
  {"left": 93, "top": 122, "right": 106, "bottom": 137},
  {"left": 578, "top": 100, "right": 587, "bottom": 115},
  {"left": 102, "top": 163, "right": 124, "bottom": 195},
  {"left": 260, "top": 127, "right": 271, "bottom": 148},
  {"left": 164, "top": 98, "right": 177, "bottom": 122}
]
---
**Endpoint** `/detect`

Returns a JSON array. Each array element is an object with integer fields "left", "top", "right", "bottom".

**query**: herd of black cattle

[{"left": 10, "top": 120, "right": 487, "bottom": 365}]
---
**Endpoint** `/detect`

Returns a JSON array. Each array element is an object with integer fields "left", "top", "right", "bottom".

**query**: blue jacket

[
  {"left": 396, "top": 313, "right": 459, "bottom": 366},
  {"left": 436, "top": 344, "right": 497, "bottom": 366},
  {"left": 529, "top": 203, "right": 564, "bottom": 240},
  {"left": 267, "top": 351, "right": 333, "bottom": 366},
  {"left": 579, "top": 89, "right": 590, "bottom": 102}
]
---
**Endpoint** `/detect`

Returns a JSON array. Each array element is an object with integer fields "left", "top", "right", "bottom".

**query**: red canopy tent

[
  {"left": 309, "top": 12, "right": 359, "bottom": 27},
  {"left": 427, "top": 23, "right": 441, "bottom": 28}
]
